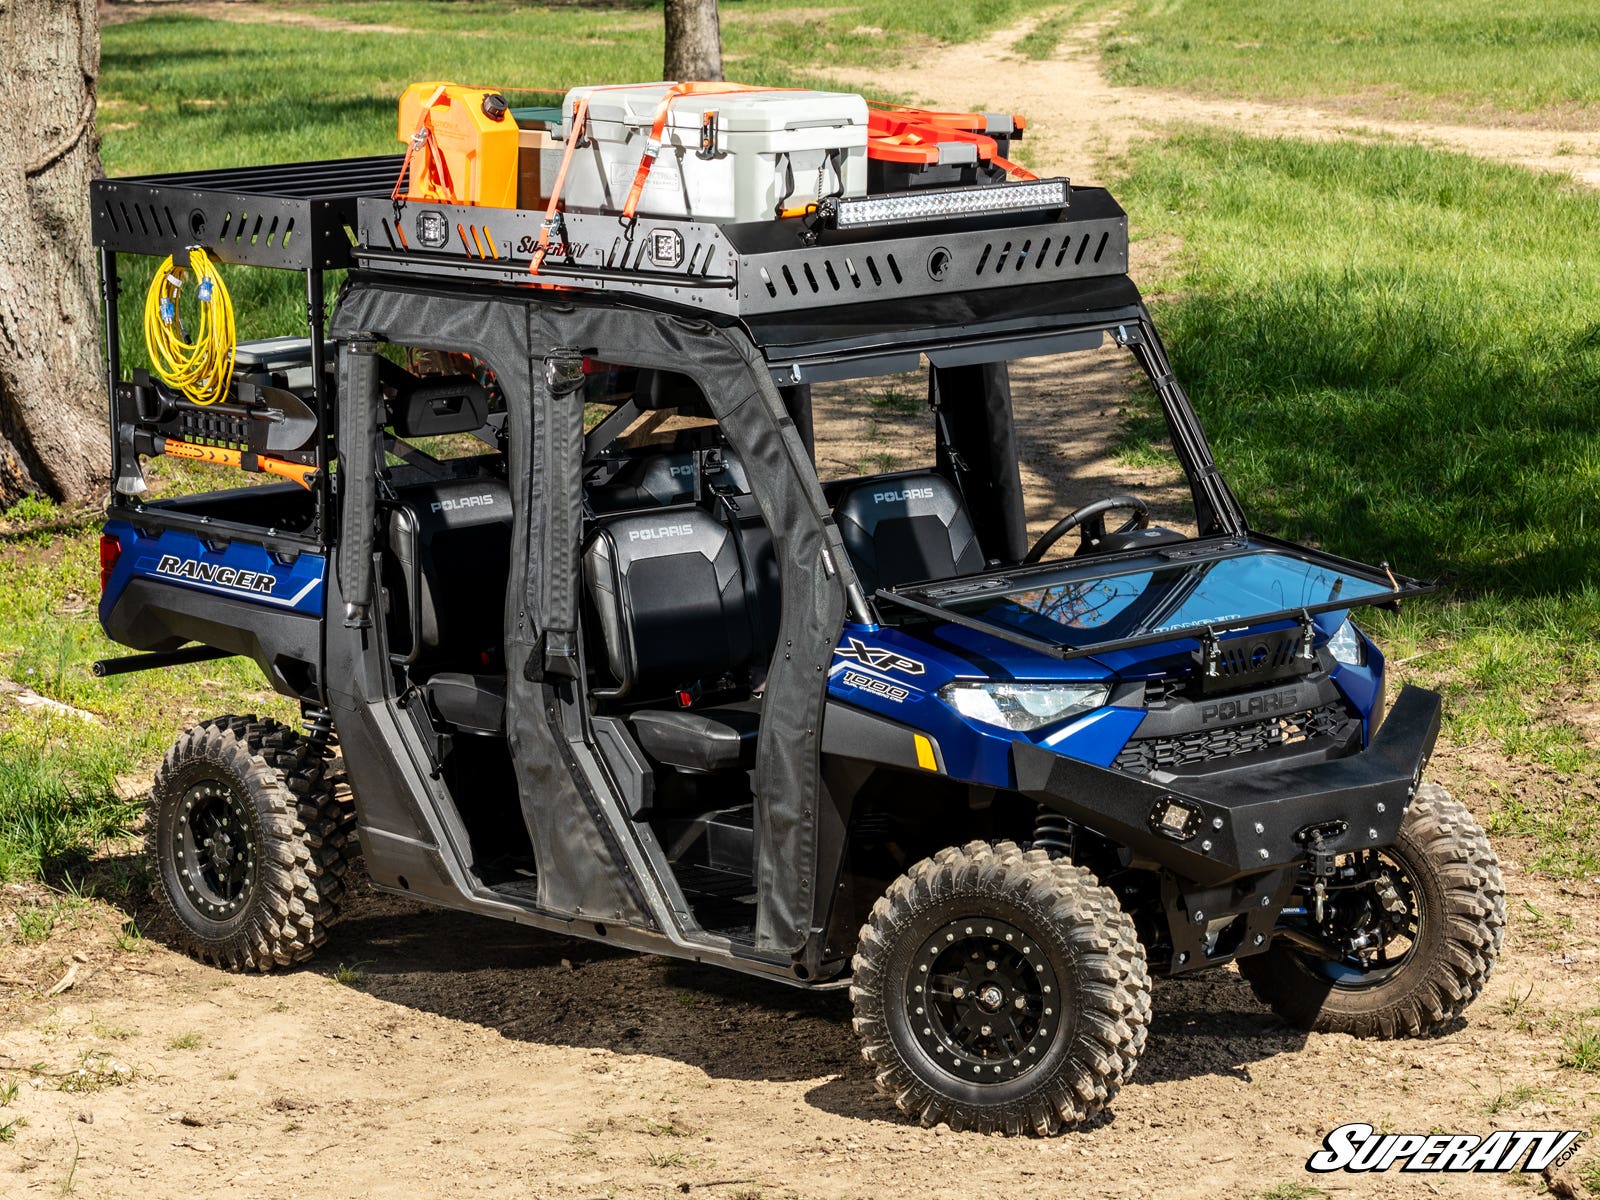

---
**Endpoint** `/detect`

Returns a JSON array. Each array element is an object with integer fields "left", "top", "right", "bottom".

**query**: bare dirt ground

[
  {"left": 2, "top": 809, "right": 1596, "bottom": 1200},
  {"left": 5, "top": 10, "right": 1599, "bottom": 1200},
  {"left": 844, "top": 13, "right": 1600, "bottom": 191}
]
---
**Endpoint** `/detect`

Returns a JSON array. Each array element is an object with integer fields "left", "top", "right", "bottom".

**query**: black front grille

[{"left": 1114, "top": 702, "right": 1351, "bottom": 775}]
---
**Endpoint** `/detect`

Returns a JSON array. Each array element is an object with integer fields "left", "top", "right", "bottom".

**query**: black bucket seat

[
  {"left": 831, "top": 472, "right": 985, "bottom": 595},
  {"left": 583, "top": 505, "right": 766, "bottom": 772}
]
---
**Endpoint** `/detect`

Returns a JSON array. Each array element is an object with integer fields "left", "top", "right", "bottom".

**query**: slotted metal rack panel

[
  {"left": 89, "top": 155, "right": 1129, "bottom": 317},
  {"left": 352, "top": 183, "right": 1129, "bottom": 318},
  {"left": 91, "top": 155, "right": 404, "bottom": 270}
]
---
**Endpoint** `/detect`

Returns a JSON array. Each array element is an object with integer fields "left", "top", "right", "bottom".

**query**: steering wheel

[{"left": 1024, "top": 495, "right": 1151, "bottom": 564}]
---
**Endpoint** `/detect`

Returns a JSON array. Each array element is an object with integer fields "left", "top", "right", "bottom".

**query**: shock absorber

[
  {"left": 1032, "top": 812, "right": 1077, "bottom": 859},
  {"left": 301, "top": 703, "right": 336, "bottom": 756}
]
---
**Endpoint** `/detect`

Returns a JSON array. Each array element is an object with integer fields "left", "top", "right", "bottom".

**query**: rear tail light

[{"left": 99, "top": 533, "right": 122, "bottom": 593}]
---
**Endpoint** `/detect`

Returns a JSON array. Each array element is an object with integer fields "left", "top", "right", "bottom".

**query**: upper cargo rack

[
  {"left": 91, "top": 155, "right": 403, "bottom": 271},
  {"left": 92, "top": 83, "right": 1131, "bottom": 317},
  {"left": 352, "top": 182, "right": 1127, "bottom": 317},
  {"left": 93, "top": 157, "right": 1129, "bottom": 319}
]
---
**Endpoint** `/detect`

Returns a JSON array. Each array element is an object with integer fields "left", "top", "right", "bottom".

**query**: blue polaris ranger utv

[{"left": 90, "top": 142, "right": 1502, "bottom": 1136}]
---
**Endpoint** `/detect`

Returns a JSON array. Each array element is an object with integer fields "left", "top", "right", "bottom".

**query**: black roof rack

[
  {"left": 351, "top": 183, "right": 1127, "bottom": 318},
  {"left": 91, "top": 155, "right": 403, "bottom": 270},
  {"left": 90, "top": 154, "right": 1130, "bottom": 319}
]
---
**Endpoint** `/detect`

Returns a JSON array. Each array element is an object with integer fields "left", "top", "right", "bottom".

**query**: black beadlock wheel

[
  {"left": 1238, "top": 782, "right": 1505, "bottom": 1038},
  {"left": 147, "top": 715, "right": 358, "bottom": 971},
  {"left": 851, "top": 841, "right": 1151, "bottom": 1136}
]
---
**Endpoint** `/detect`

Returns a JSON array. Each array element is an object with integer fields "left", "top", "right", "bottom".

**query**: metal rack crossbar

[{"left": 91, "top": 155, "right": 403, "bottom": 271}]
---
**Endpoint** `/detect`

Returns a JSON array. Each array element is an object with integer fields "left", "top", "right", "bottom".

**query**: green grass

[
  {"left": 1117, "top": 132, "right": 1600, "bottom": 870},
  {"left": 0, "top": 711, "right": 141, "bottom": 885},
  {"left": 1562, "top": 1022, "right": 1600, "bottom": 1074},
  {"left": 0, "top": 498, "right": 291, "bottom": 891},
  {"left": 1255, "top": 1185, "right": 1326, "bottom": 1200},
  {"left": 165, "top": 1032, "right": 203, "bottom": 1051},
  {"left": 97, "top": 0, "right": 1055, "bottom": 362},
  {"left": 1103, "top": 0, "right": 1600, "bottom": 121},
  {"left": 1482, "top": 1082, "right": 1549, "bottom": 1116},
  {"left": 1579, "top": 1155, "right": 1600, "bottom": 1198},
  {"left": 1013, "top": 0, "right": 1107, "bottom": 59},
  {"left": 329, "top": 960, "right": 372, "bottom": 987},
  {"left": 98, "top": 0, "right": 1053, "bottom": 178}
]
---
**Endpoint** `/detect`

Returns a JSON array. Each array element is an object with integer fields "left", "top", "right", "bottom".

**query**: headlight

[
  {"left": 1327, "top": 619, "right": 1366, "bottom": 667},
  {"left": 936, "top": 681, "right": 1109, "bottom": 732}
]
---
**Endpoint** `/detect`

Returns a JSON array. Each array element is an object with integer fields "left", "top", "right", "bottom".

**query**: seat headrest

[
  {"left": 394, "top": 476, "right": 511, "bottom": 532},
  {"left": 832, "top": 472, "right": 985, "bottom": 595},
  {"left": 582, "top": 507, "right": 754, "bottom": 699},
  {"left": 634, "top": 369, "right": 712, "bottom": 418},
  {"left": 385, "top": 371, "right": 491, "bottom": 438}
]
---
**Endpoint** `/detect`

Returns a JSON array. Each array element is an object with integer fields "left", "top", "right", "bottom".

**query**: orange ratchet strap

[
  {"left": 392, "top": 85, "right": 456, "bottom": 204},
  {"left": 618, "top": 82, "right": 797, "bottom": 226},
  {"left": 158, "top": 438, "right": 320, "bottom": 491},
  {"left": 530, "top": 94, "right": 592, "bottom": 275}
]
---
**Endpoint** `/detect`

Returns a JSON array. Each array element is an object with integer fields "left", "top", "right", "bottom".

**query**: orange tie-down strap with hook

[
  {"left": 157, "top": 438, "right": 320, "bottom": 491},
  {"left": 533, "top": 81, "right": 800, "bottom": 274},
  {"left": 529, "top": 93, "right": 593, "bottom": 276},
  {"left": 617, "top": 82, "right": 804, "bottom": 224},
  {"left": 392, "top": 84, "right": 457, "bottom": 204}
]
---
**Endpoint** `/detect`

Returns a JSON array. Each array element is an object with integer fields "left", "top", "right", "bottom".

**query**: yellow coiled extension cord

[{"left": 143, "top": 247, "right": 236, "bottom": 406}]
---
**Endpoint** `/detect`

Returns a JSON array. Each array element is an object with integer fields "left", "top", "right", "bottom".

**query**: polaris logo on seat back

[
  {"left": 873, "top": 487, "right": 934, "bottom": 505},
  {"left": 431, "top": 494, "right": 496, "bottom": 514},
  {"left": 155, "top": 554, "right": 276, "bottom": 595},
  {"left": 1200, "top": 687, "right": 1301, "bottom": 725},
  {"left": 628, "top": 523, "right": 694, "bottom": 542}
]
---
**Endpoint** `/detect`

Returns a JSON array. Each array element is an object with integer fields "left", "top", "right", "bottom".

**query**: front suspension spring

[
  {"left": 1032, "top": 812, "right": 1077, "bottom": 859},
  {"left": 301, "top": 703, "right": 336, "bottom": 755}
]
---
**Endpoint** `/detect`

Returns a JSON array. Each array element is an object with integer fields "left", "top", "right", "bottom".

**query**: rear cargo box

[{"left": 556, "top": 83, "right": 868, "bottom": 223}]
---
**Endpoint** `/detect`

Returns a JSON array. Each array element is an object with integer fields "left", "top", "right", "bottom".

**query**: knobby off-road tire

[
  {"left": 1238, "top": 783, "right": 1505, "bottom": 1038},
  {"left": 147, "top": 715, "right": 358, "bottom": 971},
  {"left": 851, "top": 840, "right": 1151, "bottom": 1136}
]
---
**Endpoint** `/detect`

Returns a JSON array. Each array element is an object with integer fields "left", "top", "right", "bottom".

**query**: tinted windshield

[{"left": 926, "top": 545, "right": 1393, "bottom": 651}]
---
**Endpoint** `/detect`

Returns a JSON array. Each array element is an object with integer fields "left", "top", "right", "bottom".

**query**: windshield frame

[{"left": 876, "top": 531, "right": 1433, "bottom": 661}]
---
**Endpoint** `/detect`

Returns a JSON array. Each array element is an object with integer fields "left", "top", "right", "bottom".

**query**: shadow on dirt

[{"left": 326, "top": 889, "right": 1310, "bottom": 1124}]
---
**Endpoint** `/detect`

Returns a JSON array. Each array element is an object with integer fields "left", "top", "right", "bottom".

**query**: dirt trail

[
  {"left": 846, "top": 13, "right": 1600, "bottom": 190},
  {"left": 2, "top": 824, "right": 1596, "bottom": 1200}
]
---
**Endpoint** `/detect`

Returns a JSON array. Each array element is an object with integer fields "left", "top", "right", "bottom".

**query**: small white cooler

[{"left": 555, "top": 83, "right": 868, "bottom": 223}]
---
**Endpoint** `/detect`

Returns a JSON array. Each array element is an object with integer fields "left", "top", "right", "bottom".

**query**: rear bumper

[{"left": 1013, "top": 684, "right": 1442, "bottom": 888}]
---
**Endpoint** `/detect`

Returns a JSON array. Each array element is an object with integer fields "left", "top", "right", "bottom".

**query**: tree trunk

[
  {"left": 663, "top": 0, "right": 723, "bottom": 82},
  {"left": 0, "top": 0, "right": 108, "bottom": 508}
]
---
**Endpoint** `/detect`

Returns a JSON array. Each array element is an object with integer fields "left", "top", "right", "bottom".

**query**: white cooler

[{"left": 555, "top": 83, "right": 868, "bottom": 223}]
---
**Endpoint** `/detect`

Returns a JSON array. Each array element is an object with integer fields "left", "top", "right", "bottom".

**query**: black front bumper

[{"left": 1013, "top": 685, "right": 1442, "bottom": 888}]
